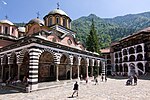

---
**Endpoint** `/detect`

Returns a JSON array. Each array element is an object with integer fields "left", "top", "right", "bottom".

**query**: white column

[
  {"left": 69, "top": 55, "right": 73, "bottom": 80},
  {"left": 86, "top": 65, "right": 89, "bottom": 78},
  {"left": 77, "top": 65, "right": 80, "bottom": 80},
  {"left": 8, "top": 64, "right": 11, "bottom": 78},
  {"left": 70, "top": 65, "right": 72, "bottom": 80},
  {"left": 28, "top": 48, "right": 41, "bottom": 92},
  {"left": 56, "top": 64, "right": 59, "bottom": 81}
]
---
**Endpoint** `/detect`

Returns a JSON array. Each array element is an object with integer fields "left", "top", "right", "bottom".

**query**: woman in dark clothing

[{"left": 72, "top": 81, "right": 79, "bottom": 97}]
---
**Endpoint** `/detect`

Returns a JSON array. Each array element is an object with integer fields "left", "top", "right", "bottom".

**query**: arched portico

[
  {"left": 79, "top": 57, "right": 87, "bottom": 79},
  {"left": 72, "top": 55, "right": 78, "bottom": 79},
  {"left": 2, "top": 54, "right": 9, "bottom": 82},
  {"left": 38, "top": 51, "right": 55, "bottom": 82},
  {"left": 59, "top": 53, "right": 70, "bottom": 80},
  {"left": 9, "top": 52, "right": 18, "bottom": 81}
]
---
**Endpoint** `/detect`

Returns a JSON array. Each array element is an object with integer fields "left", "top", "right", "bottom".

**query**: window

[
  {"left": 5, "top": 27, "right": 8, "bottom": 34},
  {"left": 12, "top": 28, "right": 14, "bottom": 34},
  {"left": 49, "top": 17, "right": 52, "bottom": 26},
  {"left": 67, "top": 39, "right": 72, "bottom": 45},
  {"left": 56, "top": 17, "right": 60, "bottom": 24},
  {"left": 63, "top": 18, "right": 66, "bottom": 27}
]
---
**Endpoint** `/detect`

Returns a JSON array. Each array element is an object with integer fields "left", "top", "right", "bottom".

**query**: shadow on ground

[{"left": 0, "top": 85, "right": 25, "bottom": 94}]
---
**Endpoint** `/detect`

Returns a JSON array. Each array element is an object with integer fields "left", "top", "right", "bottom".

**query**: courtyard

[{"left": 0, "top": 76, "right": 150, "bottom": 100}]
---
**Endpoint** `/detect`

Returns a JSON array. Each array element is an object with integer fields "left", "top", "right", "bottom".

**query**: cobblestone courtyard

[{"left": 1, "top": 77, "right": 150, "bottom": 100}]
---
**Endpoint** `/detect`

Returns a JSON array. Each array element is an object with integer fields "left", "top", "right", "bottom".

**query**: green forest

[{"left": 71, "top": 12, "right": 150, "bottom": 49}]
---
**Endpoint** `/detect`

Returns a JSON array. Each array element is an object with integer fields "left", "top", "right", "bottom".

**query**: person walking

[
  {"left": 95, "top": 77, "right": 98, "bottom": 85},
  {"left": 105, "top": 76, "right": 107, "bottom": 82},
  {"left": 72, "top": 81, "right": 79, "bottom": 97}
]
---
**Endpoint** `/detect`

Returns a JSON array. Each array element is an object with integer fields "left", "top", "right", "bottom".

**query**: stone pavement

[{"left": 0, "top": 77, "right": 150, "bottom": 100}]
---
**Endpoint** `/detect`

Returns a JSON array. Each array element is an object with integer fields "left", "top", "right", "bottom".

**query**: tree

[{"left": 86, "top": 19, "right": 100, "bottom": 53}]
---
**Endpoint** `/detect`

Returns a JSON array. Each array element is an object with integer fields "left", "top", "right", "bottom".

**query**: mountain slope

[{"left": 71, "top": 12, "right": 150, "bottom": 48}]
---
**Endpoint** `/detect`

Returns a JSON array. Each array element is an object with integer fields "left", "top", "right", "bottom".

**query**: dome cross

[{"left": 57, "top": 2, "right": 60, "bottom": 9}]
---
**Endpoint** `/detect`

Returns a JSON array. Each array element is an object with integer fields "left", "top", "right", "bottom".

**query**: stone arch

[
  {"left": 129, "top": 47, "right": 135, "bottom": 54},
  {"left": 115, "top": 59, "right": 118, "bottom": 63},
  {"left": 93, "top": 59, "right": 99, "bottom": 76},
  {"left": 123, "top": 49, "right": 127, "bottom": 55},
  {"left": 79, "top": 57, "right": 87, "bottom": 79},
  {"left": 119, "top": 52, "right": 122, "bottom": 58},
  {"left": 136, "top": 45, "right": 142, "bottom": 53},
  {"left": 2, "top": 54, "right": 9, "bottom": 81},
  {"left": 9, "top": 52, "right": 18, "bottom": 80},
  {"left": 136, "top": 54, "right": 143, "bottom": 61},
  {"left": 60, "top": 53, "right": 70, "bottom": 64},
  {"left": 72, "top": 55, "right": 78, "bottom": 79},
  {"left": 59, "top": 53, "right": 70, "bottom": 80},
  {"left": 115, "top": 53, "right": 118, "bottom": 58},
  {"left": 129, "top": 55, "right": 135, "bottom": 61},
  {"left": 38, "top": 51, "right": 55, "bottom": 82},
  {"left": 18, "top": 49, "right": 29, "bottom": 64},
  {"left": 123, "top": 56, "right": 128, "bottom": 62},
  {"left": 19, "top": 51, "right": 29, "bottom": 81}
]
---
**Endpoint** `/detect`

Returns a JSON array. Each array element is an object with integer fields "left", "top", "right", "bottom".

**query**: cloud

[{"left": 1, "top": 0, "right": 7, "bottom": 5}]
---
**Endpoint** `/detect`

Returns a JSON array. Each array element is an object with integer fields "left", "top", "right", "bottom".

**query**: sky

[{"left": 0, "top": 0, "right": 150, "bottom": 23}]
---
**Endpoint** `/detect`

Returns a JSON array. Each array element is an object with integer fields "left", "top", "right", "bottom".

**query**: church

[{"left": 0, "top": 6, "right": 105, "bottom": 92}]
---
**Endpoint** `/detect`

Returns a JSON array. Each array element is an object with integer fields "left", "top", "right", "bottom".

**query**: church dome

[
  {"left": 48, "top": 9, "right": 68, "bottom": 17},
  {"left": 0, "top": 19, "right": 14, "bottom": 25},
  {"left": 28, "top": 18, "right": 44, "bottom": 26}
]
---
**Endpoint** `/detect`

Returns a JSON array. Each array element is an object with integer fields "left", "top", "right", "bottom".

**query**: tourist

[
  {"left": 105, "top": 76, "right": 107, "bottom": 82},
  {"left": 133, "top": 75, "right": 137, "bottom": 85},
  {"left": 72, "top": 81, "right": 79, "bottom": 97},
  {"left": 95, "top": 77, "right": 98, "bottom": 85}
]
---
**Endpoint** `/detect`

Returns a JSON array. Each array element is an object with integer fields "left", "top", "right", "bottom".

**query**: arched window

[
  {"left": 63, "top": 18, "right": 66, "bottom": 27},
  {"left": 136, "top": 45, "right": 142, "bottom": 53},
  {"left": 56, "top": 17, "right": 60, "bottom": 24},
  {"left": 123, "top": 49, "right": 127, "bottom": 55},
  {"left": 67, "top": 39, "right": 72, "bottom": 45},
  {"left": 115, "top": 53, "right": 118, "bottom": 58},
  {"left": 129, "top": 55, "right": 135, "bottom": 61},
  {"left": 49, "top": 17, "right": 53, "bottom": 26},
  {"left": 5, "top": 26, "right": 8, "bottom": 34},
  {"left": 123, "top": 56, "right": 128, "bottom": 62},
  {"left": 129, "top": 47, "right": 135, "bottom": 54}
]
